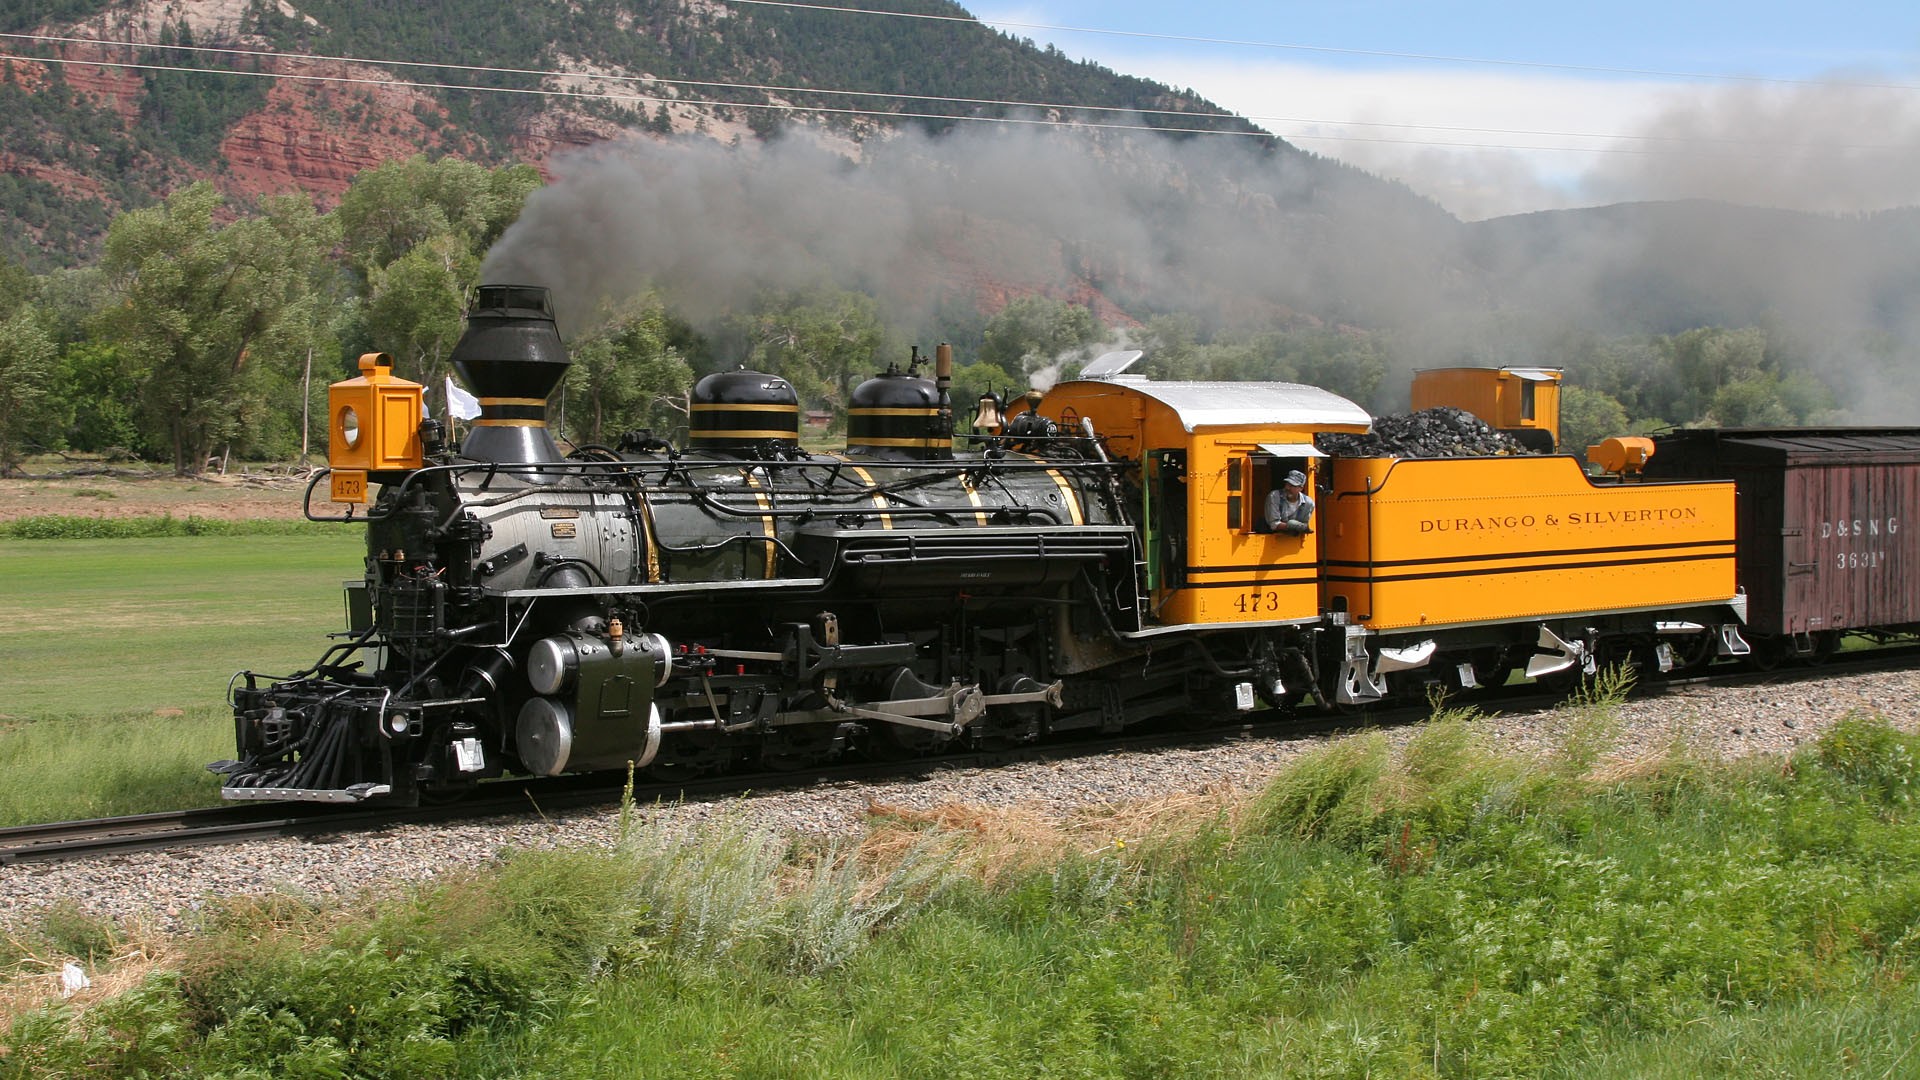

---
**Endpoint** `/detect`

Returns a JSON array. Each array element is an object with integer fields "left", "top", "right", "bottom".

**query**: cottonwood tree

[
  {"left": 340, "top": 158, "right": 543, "bottom": 393},
  {"left": 0, "top": 305, "right": 59, "bottom": 475},
  {"left": 1557, "top": 385, "right": 1632, "bottom": 460},
  {"left": 729, "top": 290, "right": 889, "bottom": 413},
  {"left": 561, "top": 295, "right": 695, "bottom": 444},
  {"left": 978, "top": 295, "right": 1097, "bottom": 374},
  {"left": 335, "top": 155, "right": 541, "bottom": 281},
  {"left": 99, "top": 183, "right": 332, "bottom": 474},
  {"left": 366, "top": 234, "right": 474, "bottom": 392}
]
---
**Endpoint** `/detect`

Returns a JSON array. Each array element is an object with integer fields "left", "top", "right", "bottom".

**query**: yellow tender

[{"left": 1320, "top": 455, "right": 1738, "bottom": 631}]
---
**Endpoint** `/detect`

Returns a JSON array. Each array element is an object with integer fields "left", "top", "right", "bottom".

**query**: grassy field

[
  {"left": 0, "top": 532, "right": 362, "bottom": 718},
  {"left": 6, "top": 711, "right": 1918, "bottom": 1078},
  {"left": 0, "top": 530, "right": 363, "bottom": 822}
]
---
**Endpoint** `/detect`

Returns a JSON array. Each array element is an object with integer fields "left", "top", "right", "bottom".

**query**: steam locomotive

[{"left": 217, "top": 285, "right": 1778, "bottom": 803}]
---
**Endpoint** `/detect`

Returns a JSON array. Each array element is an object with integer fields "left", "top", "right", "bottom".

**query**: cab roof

[{"left": 1061, "top": 377, "right": 1372, "bottom": 433}]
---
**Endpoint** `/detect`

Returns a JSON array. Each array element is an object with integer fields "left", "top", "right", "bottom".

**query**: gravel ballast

[{"left": 3, "top": 667, "right": 1916, "bottom": 935}]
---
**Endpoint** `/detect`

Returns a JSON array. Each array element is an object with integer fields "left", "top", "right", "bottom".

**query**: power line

[
  {"left": 1, "top": 31, "right": 1909, "bottom": 158},
  {"left": 0, "top": 30, "right": 1259, "bottom": 128},
  {"left": 0, "top": 51, "right": 1273, "bottom": 140}
]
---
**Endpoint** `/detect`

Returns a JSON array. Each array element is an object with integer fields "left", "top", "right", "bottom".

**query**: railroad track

[{"left": 6, "top": 647, "right": 1914, "bottom": 866}]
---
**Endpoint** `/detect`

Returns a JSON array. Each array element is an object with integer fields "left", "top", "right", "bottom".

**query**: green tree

[
  {"left": 1572, "top": 335, "right": 1677, "bottom": 426},
  {"left": 58, "top": 340, "right": 142, "bottom": 456},
  {"left": 978, "top": 296, "right": 1098, "bottom": 373},
  {"left": 1667, "top": 326, "right": 1768, "bottom": 422},
  {"left": 98, "top": 183, "right": 328, "bottom": 475},
  {"left": 730, "top": 290, "right": 888, "bottom": 412},
  {"left": 0, "top": 304, "right": 59, "bottom": 474},
  {"left": 1133, "top": 313, "right": 1205, "bottom": 381},
  {"left": 1557, "top": 385, "right": 1632, "bottom": 458},
  {"left": 948, "top": 359, "right": 1021, "bottom": 435},
  {"left": 1702, "top": 369, "right": 1832, "bottom": 428},
  {"left": 561, "top": 295, "right": 695, "bottom": 444},
  {"left": 336, "top": 156, "right": 541, "bottom": 281},
  {"left": 366, "top": 234, "right": 474, "bottom": 391}
]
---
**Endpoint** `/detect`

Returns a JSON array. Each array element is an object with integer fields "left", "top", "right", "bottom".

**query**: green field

[
  {"left": 0, "top": 533, "right": 364, "bottom": 719},
  {"left": 0, "top": 532, "right": 364, "bottom": 822}
]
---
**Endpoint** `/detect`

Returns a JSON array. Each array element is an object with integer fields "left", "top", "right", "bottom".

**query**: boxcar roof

[
  {"left": 1658, "top": 427, "right": 1920, "bottom": 465},
  {"left": 1070, "top": 377, "right": 1373, "bottom": 433}
]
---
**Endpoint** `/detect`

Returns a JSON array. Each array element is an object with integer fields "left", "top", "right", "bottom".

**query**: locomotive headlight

[
  {"left": 339, "top": 406, "right": 362, "bottom": 448},
  {"left": 388, "top": 712, "right": 408, "bottom": 734}
]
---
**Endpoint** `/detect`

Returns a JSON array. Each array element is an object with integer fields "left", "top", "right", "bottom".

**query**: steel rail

[{"left": 6, "top": 645, "right": 1914, "bottom": 866}]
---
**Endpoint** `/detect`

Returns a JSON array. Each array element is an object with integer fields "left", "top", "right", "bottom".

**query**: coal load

[{"left": 1316, "top": 407, "right": 1533, "bottom": 458}]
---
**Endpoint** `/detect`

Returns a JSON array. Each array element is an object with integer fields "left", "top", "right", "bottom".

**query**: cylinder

[{"left": 1588, "top": 436, "right": 1655, "bottom": 474}]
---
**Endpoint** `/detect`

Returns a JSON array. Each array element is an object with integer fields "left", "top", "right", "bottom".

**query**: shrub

[{"left": 0, "top": 515, "right": 332, "bottom": 539}]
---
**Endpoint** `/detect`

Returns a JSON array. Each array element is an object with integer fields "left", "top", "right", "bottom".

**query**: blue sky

[{"left": 972, "top": 2, "right": 1920, "bottom": 218}]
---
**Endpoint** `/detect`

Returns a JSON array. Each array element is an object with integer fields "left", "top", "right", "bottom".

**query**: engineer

[{"left": 1265, "top": 469, "right": 1315, "bottom": 535}]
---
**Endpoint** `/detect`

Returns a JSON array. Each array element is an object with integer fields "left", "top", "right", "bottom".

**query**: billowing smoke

[
  {"left": 1580, "top": 79, "right": 1920, "bottom": 215},
  {"left": 483, "top": 109, "right": 1919, "bottom": 421},
  {"left": 481, "top": 120, "right": 1464, "bottom": 341}
]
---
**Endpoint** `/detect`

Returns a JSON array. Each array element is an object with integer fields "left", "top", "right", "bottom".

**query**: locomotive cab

[{"left": 1039, "top": 377, "right": 1371, "bottom": 628}]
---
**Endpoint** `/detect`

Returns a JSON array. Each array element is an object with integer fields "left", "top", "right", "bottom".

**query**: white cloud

[{"left": 1127, "top": 57, "right": 1686, "bottom": 218}]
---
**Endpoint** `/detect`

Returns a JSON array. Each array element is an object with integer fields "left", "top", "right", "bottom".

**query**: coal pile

[{"left": 1316, "top": 407, "right": 1533, "bottom": 458}]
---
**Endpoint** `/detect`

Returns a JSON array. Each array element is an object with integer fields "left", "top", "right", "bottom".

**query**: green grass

[
  {"left": 0, "top": 532, "right": 363, "bottom": 718},
  {"left": 0, "top": 532, "right": 363, "bottom": 823},
  {"left": 0, "top": 707, "right": 238, "bottom": 824},
  {"left": 8, "top": 714, "right": 1919, "bottom": 1079}
]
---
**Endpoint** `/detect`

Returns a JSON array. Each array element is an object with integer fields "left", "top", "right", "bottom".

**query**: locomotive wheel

[
  {"left": 869, "top": 722, "right": 953, "bottom": 760},
  {"left": 644, "top": 731, "right": 733, "bottom": 782},
  {"left": 758, "top": 725, "right": 842, "bottom": 771}
]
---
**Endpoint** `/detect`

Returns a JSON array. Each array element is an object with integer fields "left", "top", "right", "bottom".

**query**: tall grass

[
  {"left": 0, "top": 707, "right": 230, "bottom": 825},
  {"left": 7, "top": 713, "right": 1920, "bottom": 1078}
]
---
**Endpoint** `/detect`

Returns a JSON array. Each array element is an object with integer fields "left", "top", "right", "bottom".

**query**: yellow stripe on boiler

[
  {"left": 1045, "top": 469, "right": 1085, "bottom": 526},
  {"left": 848, "top": 465, "right": 893, "bottom": 529},
  {"left": 963, "top": 481, "right": 989, "bottom": 527},
  {"left": 689, "top": 428, "right": 800, "bottom": 440},
  {"left": 690, "top": 403, "right": 800, "bottom": 412},
  {"left": 742, "top": 471, "right": 778, "bottom": 579}
]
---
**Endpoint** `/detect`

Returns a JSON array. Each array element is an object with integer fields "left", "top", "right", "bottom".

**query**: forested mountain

[
  {"left": 0, "top": 0, "right": 1289, "bottom": 269},
  {"left": 1, "top": 0, "right": 1915, "bottom": 478}
]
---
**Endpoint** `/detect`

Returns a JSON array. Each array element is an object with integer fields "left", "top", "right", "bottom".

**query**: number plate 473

[{"left": 331, "top": 470, "right": 368, "bottom": 503}]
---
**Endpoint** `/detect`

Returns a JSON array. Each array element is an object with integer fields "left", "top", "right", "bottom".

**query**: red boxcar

[{"left": 1646, "top": 429, "right": 1920, "bottom": 655}]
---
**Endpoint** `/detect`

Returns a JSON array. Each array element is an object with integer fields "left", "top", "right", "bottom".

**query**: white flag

[{"left": 445, "top": 377, "right": 482, "bottom": 421}]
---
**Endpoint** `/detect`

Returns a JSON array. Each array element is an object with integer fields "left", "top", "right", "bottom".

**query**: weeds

[
  {"left": 615, "top": 810, "right": 959, "bottom": 973},
  {"left": 1548, "top": 662, "right": 1636, "bottom": 775},
  {"left": 7, "top": 715, "right": 1920, "bottom": 1078}
]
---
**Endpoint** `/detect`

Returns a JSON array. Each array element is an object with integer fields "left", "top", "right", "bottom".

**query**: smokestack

[{"left": 449, "top": 284, "right": 570, "bottom": 469}]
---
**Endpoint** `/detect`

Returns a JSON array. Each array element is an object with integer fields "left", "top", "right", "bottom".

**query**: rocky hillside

[{"left": 0, "top": 0, "right": 1301, "bottom": 264}]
